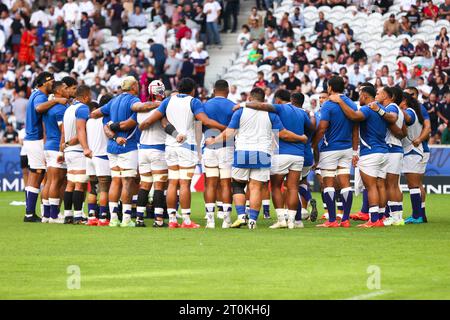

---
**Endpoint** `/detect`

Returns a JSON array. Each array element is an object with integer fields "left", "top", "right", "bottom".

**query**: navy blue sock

[
  {"left": 361, "top": 189, "right": 369, "bottom": 213},
  {"left": 295, "top": 199, "right": 302, "bottom": 221},
  {"left": 369, "top": 206, "right": 379, "bottom": 222},
  {"left": 43, "top": 202, "right": 51, "bottom": 218},
  {"left": 340, "top": 188, "right": 353, "bottom": 221},
  {"left": 99, "top": 206, "right": 109, "bottom": 219},
  {"left": 26, "top": 187, "right": 39, "bottom": 215},
  {"left": 410, "top": 188, "right": 422, "bottom": 219},
  {"left": 299, "top": 184, "right": 312, "bottom": 204},
  {"left": 323, "top": 187, "right": 336, "bottom": 222},
  {"left": 87, "top": 203, "right": 97, "bottom": 217}
]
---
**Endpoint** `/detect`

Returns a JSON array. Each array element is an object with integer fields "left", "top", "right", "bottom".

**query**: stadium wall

[{"left": 0, "top": 145, "right": 449, "bottom": 193}]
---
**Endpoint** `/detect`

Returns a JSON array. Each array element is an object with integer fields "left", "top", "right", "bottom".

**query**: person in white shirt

[
  {"left": 119, "top": 48, "right": 131, "bottom": 65},
  {"left": 128, "top": 5, "right": 147, "bottom": 30},
  {"left": 63, "top": 0, "right": 80, "bottom": 24},
  {"left": 79, "top": 0, "right": 95, "bottom": 18},
  {"left": 72, "top": 50, "right": 89, "bottom": 75},
  {"left": 180, "top": 30, "right": 196, "bottom": 53},
  {"left": 203, "top": 0, "right": 222, "bottom": 47},
  {"left": 305, "top": 42, "right": 319, "bottom": 62},
  {"left": 106, "top": 68, "right": 125, "bottom": 91},
  {"left": 153, "top": 21, "right": 168, "bottom": 46},
  {"left": 0, "top": 11, "right": 13, "bottom": 40},
  {"left": 228, "top": 85, "right": 241, "bottom": 103},
  {"left": 30, "top": 6, "right": 51, "bottom": 28}
]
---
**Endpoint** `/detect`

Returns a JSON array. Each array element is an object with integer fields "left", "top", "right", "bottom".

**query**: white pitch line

[{"left": 345, "top": 290, "right": 392, "bottom": 300}]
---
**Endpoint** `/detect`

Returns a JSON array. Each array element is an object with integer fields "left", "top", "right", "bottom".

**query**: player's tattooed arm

[
  {"left": 389, "top": 122, "right": 407, "bottom": 139},
  {"left": 352, "top": 123, "right": 359, "bottom": 167},
  {"left": 35, "top": 98, "right": 68, "bottom": 113},
  {"left": 232, "top": 102, "right": 276, "bottom": 113},
  {"left": 139, "top": 110, "right": 164, "bottom": 130},
  {"left": 109, "top": 118, "right": 137, "bottom": 132},
  {"left": 103, "top": 124, "right": 116, "bottom": 139},
  {"left": 329, "top": 94, "right": 365, "bottom": 121},
  {"left": 131, "top": 101, "right": 161, "bottom": 112},
  {"left": 195, "top": 112, "right": 227, "bottom": 131},
  {"left": 278, "top": 129, "right": 308, "bottom": 143}
]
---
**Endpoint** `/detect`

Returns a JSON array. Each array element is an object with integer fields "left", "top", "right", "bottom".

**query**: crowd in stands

[
  {"left": 232, "top": 0, "right": 450, "bottom": 144},
  {"left": 0, "top": 0, "right": 235, "bottom": 142},
  {"left": 0, "top": 0, "right": 449, "bottom": 144}
]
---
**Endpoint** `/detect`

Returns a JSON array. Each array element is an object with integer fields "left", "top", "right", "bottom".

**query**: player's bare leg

[
  {"left": 269, "top": 174, "right": 287, "bottom": 229},
  {"left": 285, "top": 170, "right": 302, "bottom": 229},
  {"left": 178, "top": 165, "right": 199, "bottom": 228},
  {"left": 108, "top": 167, "right": 122, "bottom": 226},
  {"left": 204, "top": 167, "right": 219, "bottom": 228},
  {"left": 247, "top": 179, "right": 263, "bottom": 229}
]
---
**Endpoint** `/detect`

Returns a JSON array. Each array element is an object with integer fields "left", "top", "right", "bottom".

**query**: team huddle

[{"left": 21, "top": 72, "right": 431, "bottom": 229}]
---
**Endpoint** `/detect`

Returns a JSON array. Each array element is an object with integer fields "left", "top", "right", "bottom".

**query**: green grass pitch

[{"left": 0, "top": 191, "right": 449, "bottom": 300}]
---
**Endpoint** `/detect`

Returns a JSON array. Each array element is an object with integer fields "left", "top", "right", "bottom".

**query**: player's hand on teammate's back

[
  {"left": 116, "top": 137, "right": 127, "bottom": 145},
  {"left": 232, "top": 104, "right": 242, "bottom": 111},
  {"left": 57, "top": 152, "right": 64, "bottom": 164},
  {"left": 204, "top": 137, "right": 215, "bottom": 146},
  {"left": 176, "top": 133, "right": 187, "bottom": 143},
  {"left": 352, "top": 155, "right": 359, "bottom": 167},
  {"left": 412, "top": 138, "right": 421, "bottom": 147},
  {"left": 83, "top": 148, "right": 93, "bottom": 158},
  {"left": 368, "top": 102, "right": 379, "bottom": 112},
  {"left": 55, "top": 97, "right": 68, "bottom": 105},
  {"left": 328, "top": 94, "right": 341, "bottom": 103}
]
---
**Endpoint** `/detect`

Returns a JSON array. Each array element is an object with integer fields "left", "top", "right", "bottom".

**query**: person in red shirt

[
  {"left": 423, "top": 0, "right": 439, "bottom": 21},
  {"left": 175, "top": 18, "right": 192, "bottom": 43},
  {"left": 253, "top": 71, "right": 268, "bottom": 89}
]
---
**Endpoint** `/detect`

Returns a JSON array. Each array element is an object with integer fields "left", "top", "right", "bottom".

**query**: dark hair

[
  {"left": 360, "top": 82, "right": 375, "bottom": 88},
  {"left": 274, "top": 89, "right": 290, "bottom": 102},
  {"left": 360, "top": 86, "right": 376, "bottom": 98},
  {"left": 177, "top": 77, "right": 196, "bottom": 94},
  {"left": 75, "top": 85, "right": 91, "bottom": 98},
  {"left": 406, "top": 86, "right": 419, "bottom": 98},
  {"left": 327, "top": 76, "right": 345, "bottom": 93},
  {"left": 214, "top": 79, "right": 229, "bottom": 91},
  {"left": 291, "top": 92, "right": 305, "bottom": 107},
  {"left": 99, "top": 93, "right": 114, "bottom": 107},
  {"left": 52, "top": 80, "right": 65, "bottom": 93},
  {"left": 250, "top": 87, "right": 265, "bottom": 102},
  {"left": 87, "top": 101, "right": 99, "bottom": 111},
  {"left": 391, "top": 86, "right": 403, "bottom": 105},
  {"left": 35, "top": 71, "right": 54, "bottom": 87},
  {"left": 402, "top": 92, "right": 424, "bottom": 125},
  {"left": 61, "top": 76, "right": 77, "bottom": 87}
]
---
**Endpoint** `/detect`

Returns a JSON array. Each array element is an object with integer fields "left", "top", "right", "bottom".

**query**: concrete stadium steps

[{"left": 205, "top": 0, "right": 255, "bottom": 92}]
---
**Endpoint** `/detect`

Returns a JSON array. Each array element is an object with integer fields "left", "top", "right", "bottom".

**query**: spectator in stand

[
  {"left": 254, "top": 71, "right": 268, "bottom": 89},
  {"left": 399, "top": 38, "right": 415, "bottom": 58},
  {"left": 399, "top": 16, "right": 414, "bottom": 35},
  {"left": 415, "top": 40, "right": 430, "bottom": 57},
  {"left": 272, "top": 49, "right": 288, "bottom": 73},
  {"left": 423, "top": 0, "right": 439, "bottom": 21},
  {"left": 109, "top": 0, "right": 124, "bottom": 36},
  {"left": 432, "top": 74, "right": 450, "bottom": 101},
  {"left": 18, "top": 26, "right": 37, "bottom": 65},
  {"left": 128, "top": 5, "right": 148, "bottom": 30},
  {"left": 300, "top": 75, "right": 313, "bottom": 96},
  {"left": 204, "top": 0, "right": 222, "bottom": 48},
  {"left": 260, "top": 41, "right": 277, "bottom": 66},
  {"left": 406, "top": 5, "right": 421, "bottom": 29},
  {"left": 290, "top": 7, "right": 305, "bottom": 30},
  {"left": 383, "top": 14, "right": 400, "bottom": 36},
  {"left": 248, "top": 7, "right": 263, "bottom": 27},
  {"left": 424, "top": 91, "right": 441, "bottom": 143},
  {"left": 164, "top": 49, "right": 183, "bottom": 90},
  {"left": 237, "top": 24, "right": 251, "bottom": 48},
  {"left": 268, "top": 73, "right": 282, "bottom": 92},
  {"left": 351, "top": 42, "right": 367, "bottom": 62},
  {"left": 2, "top": 123, "right": 18, "bottom": 144},
  {"left": 400, "top": 0, "right": 416, "bottom": 12},
  {"left": 314, "top": 12, "right": 328, "bottom": 37},
  {"left": 435, "top": 27, "right": 449, "bottom": 49},
  {"left": 228, "top": 84, "right": 240, "bottom": 103},
  {"left": 282, "top": 71, "right": 301, "bottom": 91},
  {"left": 247, "top": 40, "right": 263, "bottom": 65},
  {"left": 249, "top": 18, "right": 265, "bottom": 42},
  {"left": 439, "top": 0, "right": 450, "bottom": 19},
  {"left": 434, "top": 48, "right": 450, "bottom": 75},
  {"left": 223, "top": 0, "right": 239, "bottom": 34},
  {"left": 438, "top": 92, "right": 450, "bottom": 143},
  {"left": 190, "top": 42, "right": 209, "bottom": 87}
]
